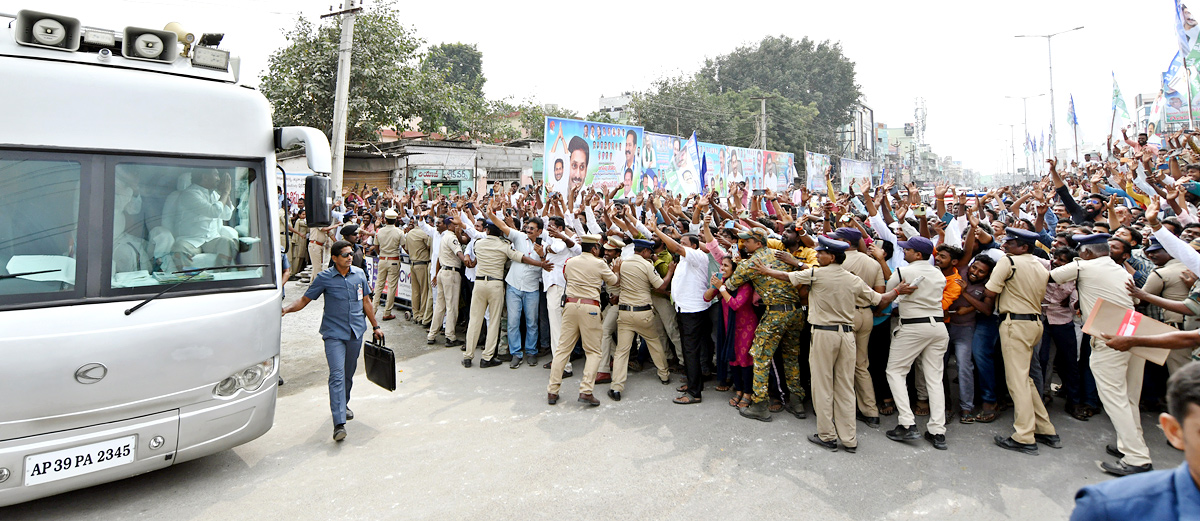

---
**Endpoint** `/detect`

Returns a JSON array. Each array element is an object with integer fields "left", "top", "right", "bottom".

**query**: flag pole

[
  {"left": 1188, "top": 65, "right": 1198, "bottom": 130},
  {"left": 1108, "top": 107, "right": 1117, "bottom": 160},
  {"left": 1073, "top": 120, "right": 1079, "bottom": 164}
]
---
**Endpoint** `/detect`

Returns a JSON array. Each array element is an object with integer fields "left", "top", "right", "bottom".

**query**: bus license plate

[{"left": 25, "top": 435, "right": 137, "bottom": 486}]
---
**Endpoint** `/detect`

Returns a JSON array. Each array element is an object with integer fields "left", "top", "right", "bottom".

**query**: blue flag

[
  {"left": 699, "top": 153, "right": 708, "bottom": 192},
  {"left": 1068, "top": 95, "right": 1078, "bottom": 126}
]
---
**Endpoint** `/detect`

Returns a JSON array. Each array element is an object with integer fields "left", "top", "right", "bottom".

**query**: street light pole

[
  {"left": 1017, "top": 26, "right": 1083, "bottom": 164},
  {"left": 1005, "top": 93, "right": 1044, "bottom": 181}
]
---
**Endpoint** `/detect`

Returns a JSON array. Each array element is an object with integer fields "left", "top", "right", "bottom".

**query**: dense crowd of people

[{"left": 282, "top": 132, "right": 1200, "bottom": 483}]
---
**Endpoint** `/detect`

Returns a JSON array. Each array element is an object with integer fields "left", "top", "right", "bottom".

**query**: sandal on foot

[
  {"left": 975, "top": 404, "right": 999, "bottom": 423},
  {"left": 715, "top": 383, "right": 732, "bottom": 392},
  {"left": 673, "top": 394, "right": 702, "bottom": 405},
  {"left": 879, "top": 399, "right": 896, "bottom": 416},
  {"left": 737, "top": 395, "right": 752, "bottom": 408},
  {"left": 729, "top": 392, "right": 744, "bottom": 407},
  {"left": 768, "top": 399, "right": 784, "bottom": 413},
  {"left": 676, "top": 384, "right": 689, "bottom": 393},
  {"left": 913, "top": 399, "right": 930, "bottom": 416},
  {"left": 959, "top": 411, "right": 977, "bottom": 424}
]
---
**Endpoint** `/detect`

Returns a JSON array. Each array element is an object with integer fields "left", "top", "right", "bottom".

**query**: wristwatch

[{"left": 372, "top": 326, "right": 381, "bottom": 330}]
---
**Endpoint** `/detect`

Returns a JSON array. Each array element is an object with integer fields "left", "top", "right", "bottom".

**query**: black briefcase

[{"left": 363, "top": 336, "right": 396, "bottom": 392}]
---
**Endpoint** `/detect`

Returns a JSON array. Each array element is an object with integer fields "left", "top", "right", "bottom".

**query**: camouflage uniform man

[{"left": 723, "top": 228, "right": 806, "bottom": 422}]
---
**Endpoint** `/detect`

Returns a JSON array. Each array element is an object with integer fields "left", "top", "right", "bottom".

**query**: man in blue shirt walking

[{"left": 283, "top": 239, "right": 384, "bottom": 442}]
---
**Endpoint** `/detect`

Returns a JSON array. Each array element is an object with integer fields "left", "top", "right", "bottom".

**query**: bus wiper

[
  {"left": 0, "top": 269, "right": 61, "bottom": 280},
  {"left": 124, "top": 264, "right": 267, "bottom": 316}
]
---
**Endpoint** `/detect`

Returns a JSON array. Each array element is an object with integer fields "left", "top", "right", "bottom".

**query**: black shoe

[
  {"left": 426, "top": 338, "right": 436, "bottom": 345},
  {"left": 1106, "top": 444, "right": 1126, "bottom": 459},
  {"left": 543, "top": 361, "right": 553, "bottom": 369},
  {"left": 660, "top": 377, "right": 671, "bottom": 385},
  {"left": 1034, "top": 433, "right": 1062, "bottom": 449},
  {"left": 526, "top": 355, "right": 537, "bottom": 367},
  {"left": 460, "top": 345, "right": 466, "bottom": 352},
  {"left": 608, "top": 389, "right": 622, "bottom": 401},
  {"left": 333, "top": 424, "right": 346, "bottom": 442},
  {"left": 445, "top": 339, "right": 464, "bottom": 348},
  {"left": 346, "top": 408, "right": 354, "bottom": 421},
  {"left": 461, "top": 359, "right": 473, "bottom": 368},
  {"left": 496, "top": 353, "right": 513, "bottom": 362},
  {"left": 278, "top": 376, "right": 285, "bottom": 386},
  {"left": 785, "top": 395, "right": 807, "bottom": 419},
  {"left": 994, "top": 435, "right": 1039, "bottom": 455},
  {"left": 856, "top": 411, "right": 881, "bottom": 428},
  {"left": 563, "top": 370, "right": 573, "bottom": 378},
  {"left": 739, "top": 401, "right": 772, "bottom": 422},
  {"left": 510, "top": 356, "right": 523, "bottom": 369},
  {"left": 479, "top": 358, "right": 502, "bottom": 368},
  {"left": 578, "top": 393, "right": 600, "bottom": 406},
  {"left": 842, "top": 444, "right": 857, "bottom": 454},
  {"left": 807, "top": 434, "right": 838, "bottom": 451},
  {"left": 886, "top": 424, "right": 920, "bottom": 442},
  {"left": 924, "top": 431, "right": 947, "bottom": 450},
  {"left": 1100, "top": 460, "right": 1153, "bottom": 476},
  {"left": 547, "top": 393, "right": 559, "bottom": 405}
]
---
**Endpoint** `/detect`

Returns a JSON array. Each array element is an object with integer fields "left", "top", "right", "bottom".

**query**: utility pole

[
  {"left": 322, "top": 1, "right": 364, "bottom": 196},
  {"left": 750, "top": 95, "right": 773, "bottom": 150},
  {"left": 1017, "top": 26, "right": 1083, "bottom": 162}
]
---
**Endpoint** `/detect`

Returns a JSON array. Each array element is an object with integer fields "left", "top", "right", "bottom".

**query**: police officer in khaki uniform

[
  {"left": 986, "top": 227, "right": 1060, "bottom": 455},
  {"left": 405, "top": 221, "right": 434, "bottom": 326},
  {"left": 834, "top": 227, "right": 886, "bottom": 427},
  {"left": 287, "top": 209, "right": 309, "bottom": 281},
  {"left": 1051, "top": 233, "right": 1149, "bottom": 475},
  {"left": 609, "top": 239, "right": 676, "bottom": 400},
  {"left": 308, "top": 222, "right": 334, "bottom": 276},
  {"left": 882, "top": 236, "right": 950, "bottom": 450},
  {"left": 1141, "top": 237, "right": 1194, "bottom": 374},
  {"left": 428, "top": 217, "right": 467, "bottom": 347},
  {"left": 597, "top": 236, "right": 624, "bottom": 384},
  {"left": 547, "top": 234, "right": 620, "bottom": 407},
  {"left": 753, "top": 236, "right": 909, "bottom": 452},
  {"left": 372, "top": 209, "right": 403, "bottom": 320},
  {"left": 463, "top": 218, "right": 551, "bottom": 367}
]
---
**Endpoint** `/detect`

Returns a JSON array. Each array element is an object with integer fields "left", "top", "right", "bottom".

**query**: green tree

[
  {"left": 584, "top": 111, "right": 616, "bottom": 124},
  {"left": 700, "top": 35, "right": 861, "bottom": 153},
  {"left": 260, "top": 2, "right": 435, "bottom": 142},
  {"left": 514, "top": 102, "right": 579, "bottom": 140},
  {"left": 422, "top": 43, "right": 485, "bottom": 97}
]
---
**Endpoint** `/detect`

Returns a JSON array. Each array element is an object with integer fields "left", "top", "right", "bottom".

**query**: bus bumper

[{"left": 0, "top": 382, "right": 275, "bottom": 507}]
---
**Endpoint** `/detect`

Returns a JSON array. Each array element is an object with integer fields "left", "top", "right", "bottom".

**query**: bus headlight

[{"left": 213, "top": 357, "right": 277, "bottom": 397}]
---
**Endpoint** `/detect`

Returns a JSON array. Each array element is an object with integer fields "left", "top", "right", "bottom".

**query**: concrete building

[{"left": 598, "top": 93, "right": 633, "bottom": 123}]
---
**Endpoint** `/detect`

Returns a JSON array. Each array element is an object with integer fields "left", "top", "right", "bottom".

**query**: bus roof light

[{"left": 191, "top": 46, "right": 229, "bottom": 71}]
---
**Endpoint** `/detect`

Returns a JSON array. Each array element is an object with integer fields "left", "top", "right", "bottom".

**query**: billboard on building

[
  {"left": 762, "top": 151, "right": 796, "bottom": 193},
  {"left": 698, "top": 142, "right": 727, "bottom": 194},
  {"left": 544, "top": 117, "right": 643, "bottom": 198}
]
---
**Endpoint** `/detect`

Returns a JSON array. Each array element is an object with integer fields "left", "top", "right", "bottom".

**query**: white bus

[{"left": 0, "top": 9, "right": 330, "bottom": 506}]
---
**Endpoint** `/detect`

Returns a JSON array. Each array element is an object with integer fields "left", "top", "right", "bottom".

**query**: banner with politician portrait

[
  {"left": 761, "top": 151, "right": 795, "bottom": 193},
  {"left": 698, "top": 142, "right": 728, "bottom": 194},
  {"left": 726, "top": 146, "right": 761, "bottom": 194},
  {"left": 544, "top": 117, "right": 643, "bottom": 198},
  {"left": 804, "top": 151, "right": 832, "bottom": 194},
  {"left": 839, "top": 158, "right": 872, "bottom": 192}
]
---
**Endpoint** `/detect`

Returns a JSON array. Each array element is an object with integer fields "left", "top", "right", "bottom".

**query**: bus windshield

[{"left": 0, "top": 151, "right": 271, "bottom": 308}]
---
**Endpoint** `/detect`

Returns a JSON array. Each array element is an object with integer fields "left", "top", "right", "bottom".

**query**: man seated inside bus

[{"left": 170, "top": 169, "right": 237, "bottom": 270}]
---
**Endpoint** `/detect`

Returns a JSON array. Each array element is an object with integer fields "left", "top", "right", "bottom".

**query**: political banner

[
  {"left": 840, "top": 158, "right": 872, "bottom": 192},
  {"left": 805, "top": 151, "right": 831, "bottom": 194},
  {"left": 642, "top": 132, "right": 683, "bottom": 194},
  {"left": 544, "top": 117, "right": 643, "bottom": 198},
  {"left": 698, "top": 142, "right": 727, "bottom": 194},
  {"left": 727, "top": 146, "right": 762, "bottom": 193},
  {"left": 761, "top": 151, "right": 795, "bottom": 193},
  {"left": 676, "top": 132, "right": 702, "bottom": 195}
]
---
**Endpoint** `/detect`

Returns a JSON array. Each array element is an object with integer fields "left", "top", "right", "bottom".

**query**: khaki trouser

[
  {"left": 548, "top": 302, "right": 602, "bottom": 395},
  {"left": 853, "top": 308, "right": 879, "bottom": 418},
  {"left": 886, "top": 321, "right": 950, "bottom": 435},
  {"left": 999, "top": 318, "right": 1056, "bottom": 444},
  {"left": 1167, "top": 347, "right": 1193, "bottom": 375},
  {"left": 308, "top": 242, "right": 330, "bottom": 275},
  {"left": 613, "top": 308, "right": 669, "bottom": 391},
  {"left": 428, "top": 269, "right": 462, "bottom": 341},
  {"left": 810, "top": 328, "right": 858, "bottom": 448},
  {"left": 463, "top": 280, "right": 505, "bottom": 361},
  {"left": 372, "top": 259, "right": 401, "bottom": 316},
  {"left": 1090, "top": 338, "right": 1151, "bottom": 466},
  {"left": 410, "top": 262, "right": 431, "bottom": 323},
  {"left": 598, "top": 302, "right": 619, "bottom": 372},
  {"left": 287, "top": 239, "right": 308, "bottom": 276},
  {"left": 651, "top": 294, "right": 683, "bottom": 360}
]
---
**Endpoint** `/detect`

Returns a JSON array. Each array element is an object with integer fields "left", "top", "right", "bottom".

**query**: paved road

[{"left": 1, "top": 282, "right": 1185, "bottom": 520}]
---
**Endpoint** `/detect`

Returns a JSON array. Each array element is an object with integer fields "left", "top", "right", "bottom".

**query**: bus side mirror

[{"left": 274, "top": 127, "right": 332, "bottom": 175}]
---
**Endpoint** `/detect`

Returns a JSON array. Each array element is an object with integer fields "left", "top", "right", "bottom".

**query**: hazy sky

[{"left": 13, "top": 0, "right": 1187, "bottom": 175}]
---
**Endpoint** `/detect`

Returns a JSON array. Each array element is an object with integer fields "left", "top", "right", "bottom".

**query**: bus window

[
  {"left": 0, "top": 158, "right": 81, "bottom": 298},
  {"left": 111, "top": 162, "right": 266, "bottom": 288}
]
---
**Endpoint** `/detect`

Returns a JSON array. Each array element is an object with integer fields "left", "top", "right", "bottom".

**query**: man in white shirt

[
  {"left": 650, "top": 221, "right": 713, "bottom": 404},
  {"left": 539, "top": 216, "right": 581, "bottom": 371},
  {"left": 171, "top": 169, "right": 236, "bottom": 269}
]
